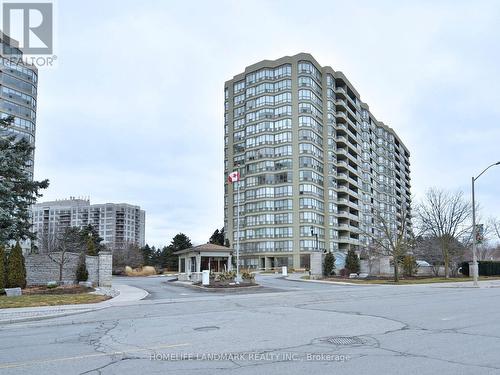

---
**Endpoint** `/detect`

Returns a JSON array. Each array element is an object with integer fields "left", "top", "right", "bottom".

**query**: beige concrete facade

[{"left": 224, "top": 53, "right": 411, "bottom": 270}]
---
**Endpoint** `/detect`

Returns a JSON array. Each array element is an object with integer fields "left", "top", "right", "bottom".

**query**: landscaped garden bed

[
  {"left": 194, "top": 282, "right": 258, "bottom": 289},
  {"left": 0, "top": 284, "right": 110, "bottom": 309},
  {"left": 192, "top": 270, "right": 259, "bottom": 288}
]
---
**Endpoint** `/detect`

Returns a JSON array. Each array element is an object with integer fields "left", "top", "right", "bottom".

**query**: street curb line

[
  {"left": 0, "top": 284, "right": 149, "bottom": 325},
  {"left": 284, "top": 276, "right": 375, "bottom": 286}
]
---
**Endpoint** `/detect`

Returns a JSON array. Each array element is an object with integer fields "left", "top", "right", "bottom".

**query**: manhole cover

[
  {"left": 325, "top": 336, "right": 364, "bottom": 345},
  {"left": 193, "top": 326, "right": 220, "bottom": 332}
]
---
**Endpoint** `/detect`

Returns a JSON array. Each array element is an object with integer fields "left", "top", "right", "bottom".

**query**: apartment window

[{"left": 233, "top": 81, "right": 245, "bottom": 94}]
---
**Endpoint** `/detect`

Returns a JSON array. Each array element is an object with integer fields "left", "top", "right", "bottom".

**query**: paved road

[
  {"left": 117, "top": 275, "right": 287, "bottom": 299},
  {"left": 1, "top": 275, "right": 500, "bottom": 374}
]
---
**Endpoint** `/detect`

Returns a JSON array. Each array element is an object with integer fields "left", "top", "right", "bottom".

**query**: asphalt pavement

[{"left": 1, "top": 274, "right": 499, "bottom": 375}]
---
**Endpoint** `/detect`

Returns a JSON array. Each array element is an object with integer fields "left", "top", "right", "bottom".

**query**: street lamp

[
  {"left": 310, "top": 226, "right": 319, "bottom": 252},
  {"left": 471, "top": 161, "right": 500, "bottom": 287}
]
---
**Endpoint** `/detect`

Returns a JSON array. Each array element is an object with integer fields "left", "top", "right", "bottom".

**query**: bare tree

[
  {"left": 367, "top": 206, "right": 412, "bottom": 282},
  {"left": 477, "top": 244, "right": 500, "bottom": 261},
  {"left": 112, "top": 242, "right": 144, "bottom": 273},
  {"left": 416, "top": 188, "right": 471, "bottom": 278},
  {"left": 43, "top": 228, "right": 84, "bottom": 283},
  {"left": 359, "top": 245, "right": 381, "bottom": 275},
  {"left": 489, "top": 218, "right": 500, "bottom": 242},
  {"left": 414, "top": 236, "right": 442, "bottom": 276}
]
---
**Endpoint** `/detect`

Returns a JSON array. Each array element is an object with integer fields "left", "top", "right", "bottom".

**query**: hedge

[{"left": 460, "top": 261, "right": 500, "bottom": 276}]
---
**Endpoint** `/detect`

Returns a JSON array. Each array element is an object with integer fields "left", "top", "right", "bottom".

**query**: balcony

[
  {"left": 336, "top": 123, "right": 348, "bottom": 132},
  {"left": 337, "top": 210, "right": 350, "bottom": 219},
  {"left": 336, "top": 148, "right": 348, "bottom": 156},
  {"left": 336, "top": 160, "right": 348, "bottom": 168},
  {"left": 335, "top": 111, "right": 347, "bottom": 121},
  {"left": 335, "top": 99, "right": 347, "bottom": 108},
  {"left": 335, "top": 87, "right": 347, "bottom": 96},
  {"left": 336, "top": 135, "right": 348, "bottom": 145},
  {"left": 336, "top": 172, "right": 348, "bottom": 180}
]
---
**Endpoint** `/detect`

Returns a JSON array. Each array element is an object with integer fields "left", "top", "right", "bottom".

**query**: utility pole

[{"left": 471, "top": 161, "right": 500, "bottom": 287}]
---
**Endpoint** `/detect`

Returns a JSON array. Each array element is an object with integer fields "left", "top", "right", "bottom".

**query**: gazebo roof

[{"left": 173, "top": 243, "right": 233, "bottom": 256}]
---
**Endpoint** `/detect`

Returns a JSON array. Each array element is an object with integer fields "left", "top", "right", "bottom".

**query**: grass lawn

[
  {"left": 321, "top": 276, "right": 500, "bottom": 285},
  {"left": 0, "top": 293, "right": 110, "bottom": 309}
]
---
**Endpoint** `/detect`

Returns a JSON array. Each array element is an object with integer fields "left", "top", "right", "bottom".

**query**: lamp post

[
  {"left": 471, "top": 161, "right": 500, "bottom": 287},
  {"left": 310, "top": 226, "right": 319, "bottom": 252}
]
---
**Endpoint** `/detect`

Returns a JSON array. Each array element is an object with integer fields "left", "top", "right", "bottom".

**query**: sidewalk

[
  {"left": 285, "top": 272, "right": 500, "bottom": 288},
  {"left": 285, "top": 272, "right": 362, "bottom": 285},
  {"left": 0, "top": 283, "right": 148, "bottom": 325}
]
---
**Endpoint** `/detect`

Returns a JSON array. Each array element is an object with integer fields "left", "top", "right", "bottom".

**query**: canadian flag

[{"left": 228, "top": 171, "right": 240, "bottom": 183}]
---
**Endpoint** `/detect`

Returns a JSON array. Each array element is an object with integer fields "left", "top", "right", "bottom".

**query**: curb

[
  {"left": 284, "top": 275, "right": 372, "bottom": 286},
  {"left": 171, "top": 281, "right": 263, "bottom": 292},
  {"left": 0, "top": 307, "right": 106, "bottom": 325},
  {"left": 0, "top": 284, "right": 149, "bottom": 325}
]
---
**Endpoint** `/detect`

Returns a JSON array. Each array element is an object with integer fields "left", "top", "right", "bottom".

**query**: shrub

[
  {"left": 461, "top": 261, "right": 500, "bottom": 276},
  {"left": 402, "top": 255, "right": 419, "bottom": 277},
  {"left": 7, "top": 242, "right": 26, "bottom": 288},
  {"left": 216, "top": 271, "right": 236, "bottom": 282},
  {"left": 124, "top": 265, "right": 156, "bottom": 276},
  {"left": 323, "top": 252, "right": 336, "bottom": 276},
  {"left": 76, "top": 253, "right": 89, "bottom": 282},
  {"left": 339, "top": 268, "right": 349, "bottom": 277},
  {"left": 345, "top": 249, "right": 360, "bottom": 274},
  {"left": 479, "top": 261, "right": 500, "bottom": 276},
  {"left": 241, "top": 270, "right": 254, "bottom": 281},
  {"left": 0, "top": 244, "right": 6, "bottom": 289},
  {"left": 86, "top": 236, "right": 98, "bottom": 256}
]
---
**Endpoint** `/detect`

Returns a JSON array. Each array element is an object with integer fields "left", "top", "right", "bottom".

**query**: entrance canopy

[{"left": 174, "top": 243, "right": 233, "bottom": 274}]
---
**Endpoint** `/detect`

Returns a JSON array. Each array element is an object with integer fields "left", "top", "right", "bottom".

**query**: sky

[{"left": 32, "top": 0, "right": 500, "bottom": 247}]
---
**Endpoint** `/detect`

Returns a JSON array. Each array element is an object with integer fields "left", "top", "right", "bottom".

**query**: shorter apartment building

[{"left": 32, "top": 197, "right": 146, "bottom": 250}]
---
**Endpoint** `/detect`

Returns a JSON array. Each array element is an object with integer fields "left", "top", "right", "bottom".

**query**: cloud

[{"left": 33, "top": 0, "right": 500, "bottom": 246}]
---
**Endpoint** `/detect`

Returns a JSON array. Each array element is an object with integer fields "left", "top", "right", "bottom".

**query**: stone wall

[
  {"left": 25, "top": 251, "right": 112, "bottom": 287},
  {"left": 310, "top": 252, "right": 323, "bottom": 279},
  {"left": 360, "top": 257, "right": 436, "bottom": 277}
]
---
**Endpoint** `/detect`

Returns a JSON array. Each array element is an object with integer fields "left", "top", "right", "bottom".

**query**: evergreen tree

[
  {"left": 323, "top": 251, "right": 336, "bottom": 277},
  {"left": 86, "top": 236, "right": 97, "bottom": 256},
  {"left": 159, "top": 246, "right": 178, "bottom": 271},
  {"left": 170, "top": 233, "right": 192, "bottom": 251},
  {"left": 75, "top": 253, "right": 89, "bottom": 282},
  {"left": 0, "top": 244, "right": 6, "bottom": 289},
  {"left": 402, "top": 255, "right": 418, "bottom": 277},
  {"left": 141, "top": 244, "right": 154, "bottom": 265},
  {"left": 0, "top": 117, "right": 49, "bottom": 243},
  {"left": 158, "top": 234, "right": 193, "bottom": 271},
  {"left": 7, "top": 242, "right": 26, "bottom": 288},
  {"left": 345, "top": 249, "right": 360, "bottom": 273},
  {"left": 209, "top": 228, "right": 225, "bottom": 246},
  {"left": 80, "top": 224, "right": 105, "bottom": 253}
]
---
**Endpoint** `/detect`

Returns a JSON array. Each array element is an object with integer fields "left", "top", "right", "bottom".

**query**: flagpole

[{"left": 236, "top": 173, "right": 241, "bottom": 283}]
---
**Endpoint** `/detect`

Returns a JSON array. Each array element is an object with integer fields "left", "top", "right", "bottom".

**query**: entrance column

[{"left": 196, "top": 253, "right": 201, "bottom": 273}]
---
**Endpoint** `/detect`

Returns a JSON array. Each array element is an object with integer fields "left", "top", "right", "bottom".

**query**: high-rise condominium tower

[
  {"left": 224, "top": 53, "right": 411, "bottom": 270},
  {"left": 0, "top": 33, "right": 38, "bottom": 178}
]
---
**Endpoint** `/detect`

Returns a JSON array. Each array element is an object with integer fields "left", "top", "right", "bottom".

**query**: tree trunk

[
  {"left": 444, "top": 244, "right": 449, "bottom": 279},
  {"left": 59, "top": 263, "right": 63, "bottom": 283},
  {"left": 59, "top": 252, "right": 64, "bottom": 283},
  {"left": 394, "top": 260, "right": 399, "bottom": 283}
]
